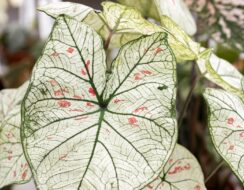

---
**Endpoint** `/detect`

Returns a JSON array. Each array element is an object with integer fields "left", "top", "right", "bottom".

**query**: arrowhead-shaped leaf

[
  {"left": 21, "top": 16, "right": 177, "bottom": 189},
  {"left": 198, "top": 49, "right": 244, "bottom": 99},
  {"left": 0, "top": 82, "right": 31, "bottom": 188},
  {"left": 143, "top": 144, "right": 206, "bottom": 190},
  {"left": 204, "top": 89, "right": 244, "bottom": 184},
  {"left": 38, "top": 1, "right": 199, "bottom": 62}
]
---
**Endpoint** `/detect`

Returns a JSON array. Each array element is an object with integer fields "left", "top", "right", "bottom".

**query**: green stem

[{"left": 205, "top": 160, "right": 224, "bottom": 183}]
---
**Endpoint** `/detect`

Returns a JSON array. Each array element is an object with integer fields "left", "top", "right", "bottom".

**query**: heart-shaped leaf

[
  {"left": 143, "top": 144, "right": 206, "bottom": 190},
  {"left": 204, "top": 88, "right": 244, "bottom": 184},
  {"left": 0, "top": 82, "right": 31, "bottom": 188},
  {"left": 198, "top": 48, "right": 244, "bottom": 99},
  {"left": 38, "top": 1, "right": 199, "bottom": 62},
  {"left": 21, "top": 16, "right": 177, "bottom": 189}
]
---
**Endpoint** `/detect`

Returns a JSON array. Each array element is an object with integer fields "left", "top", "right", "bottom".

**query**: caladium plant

[{"left": 0, "top": 0, "right": 243, "bottom": 190}]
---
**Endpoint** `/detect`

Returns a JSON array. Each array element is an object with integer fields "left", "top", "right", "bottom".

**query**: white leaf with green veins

[
  {"left": 204, "top": 89, "right": 244, "bottom": 184},
  {"left": 38, "top": 1, "right": 198, "bottom": 62},
  {"left": 198, "top": 49, "right": 244, "bottom": 99},
  {"left": 143, "top": 144, "right": 206, "bottom": 190},
  {"left": 0, "top": 82, "right": 31, "bottom": 188},
  {"left": 154, "top": 0, "right": 197, "bottom": 36},
  {"left": 21, "top": 16, "right": 177, "bottom": 189}
]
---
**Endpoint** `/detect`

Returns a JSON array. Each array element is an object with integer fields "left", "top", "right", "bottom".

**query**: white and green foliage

[
  {"left": 21, "top": 15, "right": 177, "bottom": 189},
  {"left": 198, "top": 48, "right": 244, "bottom": 99},
  {"left": 144, "top": 144, "right": 206, "bottom": 190},
  {"left": 38, "top": 1, "right": 199, "bottom": 63},
  {"left": 0, "top": 82, "right": 31, "bottom": 188},
  {"left": 204, "top": 89, "right": 244, "bottom": 184}
]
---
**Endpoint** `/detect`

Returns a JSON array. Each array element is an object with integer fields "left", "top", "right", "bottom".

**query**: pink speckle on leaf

[
  {"left": 155, "top": 47, "right": 163, "bottom": 55},
  {"left": 128, "top": 117, "right": 138, "bottom": 125},
  {"left": 227, "top": 117, "right": 234, "bottom": 125},
  {"left": 86, "top": 102, "right": 94, "bottom": 107},
  {"left": 141, "top": 70, "right": 152, "bottom": 75},
  {"left": 51, "top": 52, "right": 59, "bottom": 57},
  {"left": 88, "top": 87, "right": 96, "bottom": 96},
  {"left": 147, "top": 184, "right": 153, "bottom": 189},
  {"left": 134, "top": 106, "right": 148, "bottom": 113},
  {"left": 194, "top": 184, "right": 201, "bottom": 190},
  {"left": 67, "top": 47, "right": 74, "bottom": 54},
  {"left": 113, "top": 99, "right": 125, "bottom": 104},
  {"left": 168, "top": 163, "right": 191, "bottom": 175},
  {"left": 73, "top": 95, "right": 82, "bottom": 99},
  {"left": 59, "top": 154, "right": 67, "bottom": 161},
  {"left": 81, "top": 69, "right": 87, "bottom": 76},
  {"left": 21, "top": 170, "right": 28, "bottom": 180},
  {"left": 13, "top": 171, "right": 16, "bottom": 177},
  {"left": 58, "top": 100, "right": 71, "bottom": 108},
  {"left": 239, "top": 132, "right": 244, "bottom": 137},
  {"left": 7, "top": 155, "right": 12, "bottom": 160},
  {"left": 85, "top": 60, "right": 91, "bottom": 69},
  {"left": 228, "top": 145, "right": 235, "bottom": 150},
  {"left": 54, "top": 90, "right": 64, "bottom": 96},
  {"left": 134, "top": 73, "right": 142, "bottom": 80},
  {"left": 49, "top": 80, "right": 58, "bottom": 86}
]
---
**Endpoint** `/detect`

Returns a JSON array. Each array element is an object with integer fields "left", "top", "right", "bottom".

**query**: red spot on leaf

[
  {"left": 86, "top": 102, "right": 94, "bottom": 107},
  {"left": 141, "top": 70, "right": 152, "bottom": 75},
  {"left": 67, "top": 47, "right": 74, "bottom": 54},
  {"left": 134, "top": 73, "right": 142, "bottom": 80},
  {"left": 240, "top": 132, "right": 244, "bottom": 137},
  {"left": 81, "top": 69, "right": 87, "bottom": 76},
  {"left": 21, "top": 170, "right": 28, "bottom": 180},
  {"left": 85, "top": 60, "right": 91, "bottom": 69},
  {"left": 51, "top": 52, "right": 59, "bottom": 57},
  {"left": 168, "top": 159, "right": 173, "bottom": 164},
  {"left": 54, "top": 90, "right": 64, "bottom": 96},
  {"left": 59, "top": 154, "right": 68, "bottom": 161},
  {"left": 155, "top": 47, "right": 163, "bottom": 55},
  {"left": 237, "top": 125, "right": 241, "bottom": 128},
  {"left": 228, "top": 145, "right": 235, "bottom": 150},
  {"left": 7, "top": 155, "right": 12, "bottom": 160},
  {"left": 227, "top": 117, "right": 234, "bottom": 125},
  {"left": 49, "top": 80, "right": 58, "bottom": 86},
  {"left": 88, "top": 87, "right": 96, "bottom": 96},
  {"left": 194, "top": 184, "right": 201, "bottom": 190},
  {"left": 69, "top": 108, "right": 84, "bottom": 112},
  {"left": 128, "top": 117, "right": 138, "bottom": 125},
  {"left": 13, "top": 171, "right": 16, "bottom": 177},
  {"left": 58, "top": 100, "right": 71, "bottom": 108},
  {"left": 147, "top": 184, "right": 153, "bottom": 189},
  {"left": 168, "top": 163, "right": 191, "bottom": 175},
  {"left": 134, "top": 106, "right": 148, "bottom": 113},
  {"left": 73, "top": 95, "right": 82, "bottom": 99},
  {"left": 113, "top": 99, "right": 125, "bottom": 104}
]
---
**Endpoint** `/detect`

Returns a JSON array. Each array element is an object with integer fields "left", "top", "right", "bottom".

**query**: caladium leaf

[
  {"left": 198, "top": 49, "right": 244, "bottom": 99},
  {"left": 143, "top": 144, "right": 206, "bottom": 190},
  {"left": 38, "top": 1, "right": 198, "bottom": 62},
  {"left": 21, "top": 16, "right": 177, "bottom": 189},
  {"left": 0, "top": 82, "right": 31, "bottom": 188},
  {"left": 204, "top": 88, "right": 244, "bottom": 184},
  {"left": 154, "top": 0, "right": 197, "bottom": 36}
]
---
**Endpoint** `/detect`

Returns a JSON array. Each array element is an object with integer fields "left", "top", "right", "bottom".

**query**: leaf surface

[
  {"left": 0, "top": 82, "right": 31, "bottom": 188},
  {"left": 204, "top": 89, "right": 244, "bottom": 184},
  {"left": 143, "top": 144, "right": 206, "bottom": 190},
  {"left": 198, "top": 49, "right": 244, "bottom": 99},
  {"left": 21, "top": 16, "right": 177, "bottom": 189},
  {"left": 38, "top": 1, "right": 198, "bottom": 62}
]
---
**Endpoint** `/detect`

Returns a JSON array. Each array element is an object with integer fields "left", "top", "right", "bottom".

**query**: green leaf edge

[
  {"left": 203, "top": 88, "right": 244, "bottom": 185},
  {"left": 20, "top": 14, "right": 178, "bottom": 189}
]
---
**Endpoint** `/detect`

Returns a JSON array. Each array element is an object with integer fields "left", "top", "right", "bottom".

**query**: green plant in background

[{"left": 0, "top": 0, "right": 243, "bottom": 189}]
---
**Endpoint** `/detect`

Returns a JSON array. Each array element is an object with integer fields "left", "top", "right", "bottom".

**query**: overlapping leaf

[
  {"left": 39, "top": 1, "right": 199, "bottom": 62},
  {"left": 198, "top": 49, "right": 244, "bottom": 99},
  {"left": 21, "top": 16, "right": 177, "bottom": 189},
  {"left": 204, "top": 89, "right": 244, "bottom": 184},
  {"left": 143, "top": 144, "right": 206, "bottom": 190},
  {"left": 0, "top": 82, "right": 31, "bottom": 188}
]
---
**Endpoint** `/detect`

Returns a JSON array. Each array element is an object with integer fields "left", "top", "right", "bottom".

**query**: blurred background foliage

[{"left": 0, "top": 0, "right": 243, "bottom": 190}]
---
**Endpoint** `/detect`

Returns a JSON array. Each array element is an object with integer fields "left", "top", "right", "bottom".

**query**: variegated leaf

[
  {"left": 0, "top": 82, "right": 31, "bottom": 188},
  {"left": 143, "top": 144, "right": 206, "bottom": 190},
  {"left": 198, "top": 48, "right": 244, "bottom": 99},
  {"left": 204, "top": 88, "right": 244, "bottom": 184},
  {"left": 154, "top": 0, "right": 197, "bottom": 36},
  {"left": 38, "top": 1, "right": 198, "bottom": 62},
  {"left": 21, "top": 16, "right": 177, "bottom": 189}
]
